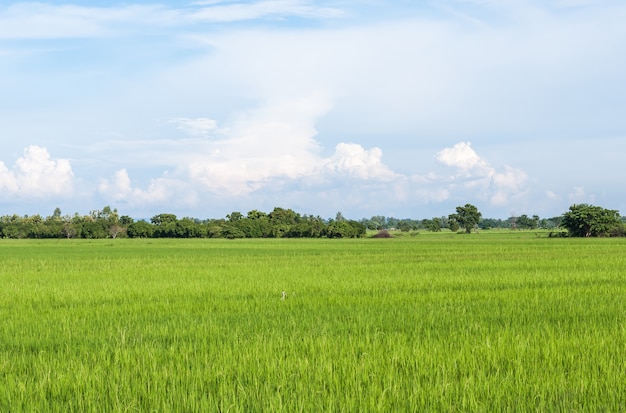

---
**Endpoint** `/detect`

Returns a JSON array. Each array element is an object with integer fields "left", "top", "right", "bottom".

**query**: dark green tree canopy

[
  {"left": 448, "top": 204, "right": 482, "bottom": 234},
  {"left": 560, "top": 204, "right": 621, "bottom": 237},
  {"left": 151, "top": 213, "right": 177, "bottom": 225}
]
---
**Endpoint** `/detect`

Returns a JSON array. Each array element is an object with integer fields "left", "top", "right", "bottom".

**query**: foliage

[
  {"left": 514, "top": 214, "right": 540, "bottom": 230},
  {"left": 423, "top": 217, "right": 442, "bottom": 232},
  {"left": 448, "top": 204, "right": 482, "bottom": 233},
  {"left": 560, "top": 204, "right": 621, "bottom": 237},
  {"left": 127, "top": 220, "right": 154, "bottom": 238},
  {"left": 326, "top": 219, "right": 366, "bottom": 238}
]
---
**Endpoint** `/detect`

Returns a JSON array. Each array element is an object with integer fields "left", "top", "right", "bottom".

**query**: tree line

[
  {"left": 0, "top": 203, "right": 623, "bottom": 239},
  {"left": 0, "top": 207, "right": 366, "bottom": 239}
]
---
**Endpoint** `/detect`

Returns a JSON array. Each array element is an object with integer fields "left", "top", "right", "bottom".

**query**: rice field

[{"left": 0, "top": 233, "right": 625, "bottom": 411}]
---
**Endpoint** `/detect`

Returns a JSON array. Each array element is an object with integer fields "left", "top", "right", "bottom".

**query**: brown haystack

[{"left": 372, "top": 229, "right": 393, "bottom": 238}]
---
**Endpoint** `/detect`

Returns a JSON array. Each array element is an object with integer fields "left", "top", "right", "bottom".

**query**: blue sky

[{"left": 1, "top": 0, "right": 625, "bottom": 220}]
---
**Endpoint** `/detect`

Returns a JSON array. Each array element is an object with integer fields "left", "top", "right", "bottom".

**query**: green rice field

[{"left": 1, "top": 233, "right": 625, "bottom": 411}]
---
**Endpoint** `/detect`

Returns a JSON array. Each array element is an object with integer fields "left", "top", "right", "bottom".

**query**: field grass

[{"left": 0, "top": 233, "right": 625, "bottom": 411}]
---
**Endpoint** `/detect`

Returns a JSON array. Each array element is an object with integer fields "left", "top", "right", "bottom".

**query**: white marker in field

[{"left": 281, "top": 291, "right": 287, "bottom": 300}]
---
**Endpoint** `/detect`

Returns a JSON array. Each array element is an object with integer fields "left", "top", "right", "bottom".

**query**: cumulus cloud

[
  {"left": 185, "top": 94, "right": 329, "bottom": 195},
  {"left": 96, "top": 95, "right": 402, "bottom": 207},
  {"left": 434, "top": 142, "right": 528, "bottom": 207},
  {"left": 98, "top": 168, "right": 197, "bottom": 208},
  {"left": 322, "top": 143, "right": 398, "bottom": 181},
  {"left": 0, "top": 146, "right": 74, "bottom": 198},
  {"left": 96, "top": 96, "right": 531, "bottom": 216},
  {"left": 436, "top": 142, "right": 490, "bottom": 175}
]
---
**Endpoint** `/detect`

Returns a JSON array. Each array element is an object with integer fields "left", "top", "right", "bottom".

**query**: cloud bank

[
  {"left": 0, "top": 133, "right": 592, "bottom": 219},
  {"left": 98, "top": 95, "right": 402, "bottom": 209},
  {"left": 0, "top": 146, "right": 74, "bottom": 198},
  {"left": 92, "top": 96, "right": 533, "bottom": 216}
]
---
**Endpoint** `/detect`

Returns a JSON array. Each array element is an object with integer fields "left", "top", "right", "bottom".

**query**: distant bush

[
  {"left": 548, "top": 231, "right": 568, "bottom": 238},
  {"left": 609, "top": 224, "right": 626, "bottom": 238}
]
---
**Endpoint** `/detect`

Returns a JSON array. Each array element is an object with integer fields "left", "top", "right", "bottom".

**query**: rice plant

[{"left": 0, "top": 234, "right": 624, "bottom": 411}]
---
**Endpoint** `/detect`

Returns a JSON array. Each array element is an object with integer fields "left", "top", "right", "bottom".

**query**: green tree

[
  {"left": 370, "top": 216, "right": 386, "bottom": 229},
  {"left": 560, "top": 204, "right": 621, "bottom": 237},
  {"left": 425, "top": 217, "right": 441, "bottom": 232},
  {"left": 52, "top": 207, "right": 62, "bottom": 220},
  {"left": 127, "top": 220, "right": 154, "bottom": 238},
  {"left": 326, "top": 220, "right": 366, "bottom": 238},
  {"left": 120, "top": 215, "right": 134, "bottom": 226},
  {"left": 43, "top": 215, "right": 65, "bottom": 238},
  {"left": 226, "top": 211, "right": 244, "bottom": 222},
  {"left": 175, "top": 217, "right": 206, "bottom": 238},
  {"left": 246, "top": 210, "right": 267, "bottom": 220},
  {"left": 516, "top": 214, "right": 538, "bottom": 230},
  {"left": 151, "top": 213, "right": 177, "bottom": 226},
  {"left": 221, "top": 224, "right": 246, "bottom": 239},
  {"left": 205, "top": 219, "right": 226, "bottom": 238},
  {"left": 268, "top": 207, "right": 300, "bottom": 238},
  {"left": 448, "top": 204, "right": 482, "bottom": 234},
  {"left": 396, "top": 219, "right": 416, "bottom": 232},
  {"left": 77, "top": 216, "right": 109, "bottom": 239},
  {"left": 150, "top": 214, "right": 178, "bottom": 237},
  {"left": 62, "top": 215, "right": 78, "bottom": 239}
]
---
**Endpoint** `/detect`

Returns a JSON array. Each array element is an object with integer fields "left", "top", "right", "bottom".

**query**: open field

[{"left": 1, "top": 233, "right": 625, "bottom": 411}]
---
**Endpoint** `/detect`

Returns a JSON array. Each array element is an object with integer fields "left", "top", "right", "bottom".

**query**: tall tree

[
  {"left": 560, "top": 204, "right": 621, "bottom": 237},
  {"left": 448, "top": 204, "right": 482, "bottom": 234},
  {"left": 425, "top": 217, "right": 441, "bottom": 232}
]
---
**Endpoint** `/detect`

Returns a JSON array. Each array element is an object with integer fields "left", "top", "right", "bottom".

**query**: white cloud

[
  {"left": 184, "top": 94, "right": 328, "bottom": 195},
  {"left": 93, "top": 85, "right": 533, "bottom": 215},
  {"left": 433, "top": 142, "right": 528, "bottom": 207},
  {"left": 0, "top": 146, "right": 74, "bottom": 198},
  {"left": 435, "top": 142, "right": 490, "bottom": 175},
  {"left": 0, "top": 163, "right": 19, "bottom": 194},
  {"left": 322, "top": 143, "right": 398, "bottom": 181},
  {"left": 97, "top": 95, "right": 401, "bottom": 205},
  {"left": 95, "top": 134, "right": 532, "bottom": 217},
  {"left": 98, "top": 168, "right": 194, "bottom": 207}
]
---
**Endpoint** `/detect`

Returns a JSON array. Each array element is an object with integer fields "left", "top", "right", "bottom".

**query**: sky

[{"left": 1, "top": 0, "right": 625, "bottom": 220}]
